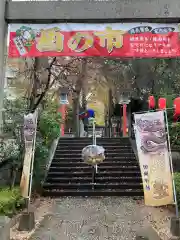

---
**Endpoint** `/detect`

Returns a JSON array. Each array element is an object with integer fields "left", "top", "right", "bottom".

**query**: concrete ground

[{"left": 28, "top": 197, "right": 156, "bottom": 240}]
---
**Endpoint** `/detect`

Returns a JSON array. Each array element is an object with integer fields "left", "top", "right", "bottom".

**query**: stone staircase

[{"left": 43, "top": 137, "right": 143, "bottom": 197}]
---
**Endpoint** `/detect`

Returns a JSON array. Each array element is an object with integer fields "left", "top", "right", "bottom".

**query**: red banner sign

[{"left": 8, "top": 23, "right": 180, "bottom": 58}]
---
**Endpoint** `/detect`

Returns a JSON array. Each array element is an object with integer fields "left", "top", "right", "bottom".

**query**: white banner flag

[
  {"left": 20, "top": 110, "right": 38, "bottom": 198},
  {"left": 134, "top": 111, "right": 174, "bottom": 206}
]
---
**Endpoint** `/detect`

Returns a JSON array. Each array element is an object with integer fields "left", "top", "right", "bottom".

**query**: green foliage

[
  {"left": 0, "top": 187, "right": 25, "bottom": 217},
  {"left": 0, "top": 141, "right": 20, "bottom": 163},
  {"left": 1, "top": 96, "right": 61, "bottom": 190},
  {"left": 174, "top": 173, "right": 180, "bottom": 209},
  {"left": 154, "top": 94, "right": 176, "bottom": 109},
  {"left": 1, "top": 97, "right": 28, "bottom": 164},
  {"left": 163, "top": 94, "right": 176, "bottom": 109},
  {"left": 104, "top": 58, "right": 180, "bottom": 98},
  {"left": 33, "top": 137, "right": 49, "bottom": 186},
  {"left": 169, "top": 123, "right": 180, "bottom": 148},
  {"left": 39, "top": 101, "right": 61, "bottom": 146},
  {"left": 33, "top": 100, "right": 61, "bottom": 186}
]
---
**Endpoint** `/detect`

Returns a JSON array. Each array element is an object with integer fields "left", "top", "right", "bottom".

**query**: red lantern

[
  {"left": 174, "top": 97, "right": 180, "bottom": 116},
  {"left": 158, "top": 98, "right": 166, "bottom": 110},
  {"left": 148, "top": 96, "right": 155, "bottom": 109}
]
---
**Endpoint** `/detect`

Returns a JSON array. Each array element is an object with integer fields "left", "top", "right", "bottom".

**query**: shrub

[
  {"left": 0, "top": 187, "right": 25, "bottom": 217},
  {"left": 174, "top": 172, "right": 180, "bottom": 208},
  {"left": 39, "top": 101, "right": 61, "bottom": 146},
  {"left": 33, "top": 137, "right": 49, "bottom": 187},
  {"left": 169, "top": 123, "right": 180, "bottom": 148},
  {"left": 33, "top": 101, "right": 61, "bottom": 187},
  {"left": 39, "top": 110, "right": 61, "bottom": 146},
  {"left": 1, "top": 96, "right": 61, "bottom": 191}
]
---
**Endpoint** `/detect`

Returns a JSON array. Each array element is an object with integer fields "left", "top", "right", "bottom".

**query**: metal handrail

[
  {"left": 92, "top": 119, "right": 96, "bottom": 145},
  {"left": 89, "top": 118, "right": 98, "bottom": 173}
]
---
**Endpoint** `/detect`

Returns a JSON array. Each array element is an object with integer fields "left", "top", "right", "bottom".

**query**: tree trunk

[
  {"left": 104, "top": 107, "right": 108, "bottom": 137},
  {"left": 108, "top": 89, "right": 113, "bottom": 137},
  {"left": 10, "top": 167, "right": 17, "bottom": 189},
  {"left": 72, "top": 58, "right": 87, "bottom": 137},
  {"left": 82, "top": 89, "right": 87, "bottom": 112},
  {"left": 72, "top": 96, "right": 80, "bottom": 137},
  {"left": 81, "top": 62, "right": 88, "bottom": 111}
]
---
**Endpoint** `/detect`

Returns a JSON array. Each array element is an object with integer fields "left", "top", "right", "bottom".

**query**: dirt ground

[{"left": 10, "top": 197, "right": 176, "bottom": 240}]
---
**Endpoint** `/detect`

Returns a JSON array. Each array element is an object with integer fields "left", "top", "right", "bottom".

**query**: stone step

[
  {"left": 50, "top": 161, "right": 139, "bottom": 167},
  {"left": 54, "top": 152, "right": 135, "bottom": 157},
  {"left": 48, "top": 165, "right": 139, "bottom": 172},
  {"left": 59, "top": 137, "right": 130, "bottom": 141},
  {"left": 56, "top": 145, "right": 132, "bottom": 150},
  {"left": 47, "top": 171, "right": 141, "bottom": 177},
  {"left": 58, "top": 139, "right": 130, "bottom": 144},
  {"left": 43, "top": 182, "right": 143, "bottom": 190},
  {"left": 53, "top": 156, "right": 136, "bottom": 161},
  {"left": 57, "top": 143, "right": 131, "bottom": 147},
  {"left": 56, "top": 148, "right": 133, "bottom": 153},
  {"left": 43, "top": 189, "right": 144, "bottom": 197},
  {"left": 46, "top": 176, "right": 142, "bottom": 183},
  {"left": 43, "top": 137, "right": 142, "bottom": 197}
]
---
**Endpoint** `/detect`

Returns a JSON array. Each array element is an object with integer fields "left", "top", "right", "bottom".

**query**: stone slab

[
  {"left": 0, "top": 216, "right": 10, "bottom": 240},
  {"left": 136, "top": 226, "right": 161, "bottom": 240}
]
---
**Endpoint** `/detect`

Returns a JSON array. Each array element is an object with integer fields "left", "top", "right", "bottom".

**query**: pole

[
  {"left": 92, "top": 166, "right": 95, "bottom": 190},
  {"left": 92, "top": 119, "right": 98, "bottom": 173},
  {"left": 164, "top": 110, "right": 179, "bottom": 218},
  {"left": 0, "top": 0, "right": 7, "bottom": 135},
  {"left": 27, "top": 110, "right": 38, "bottom": 213},
  {"left": 59, "top": 104, "right": 66, "bottom": 136},
  {"left": 123, "top": 104, "right": 127, "bottom": 137}
]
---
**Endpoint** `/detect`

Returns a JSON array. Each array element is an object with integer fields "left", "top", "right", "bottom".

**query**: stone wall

[{"left": 0, "top": 138, "right": 59, "bottom": 189}]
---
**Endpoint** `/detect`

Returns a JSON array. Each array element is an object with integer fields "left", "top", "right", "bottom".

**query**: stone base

[
  {"left": 0, "top": 216, "right": 10, "bottom": 240},
  {"left": 18, "top": 211, "right": 35, "bottom": 231},
  {"left": 136, "top": 226, "right": 160, "bottom": 240},
  {"left": 170, "top": 217, "right": 180, "bottom": 236}
]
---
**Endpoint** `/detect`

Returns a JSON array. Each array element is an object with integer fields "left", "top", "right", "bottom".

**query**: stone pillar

[
  {"left": 0, "top": 216, "right": 10, "bottom": 240},
  {"left": 0, "top": 0, "right": 7, "bottom": 134}
]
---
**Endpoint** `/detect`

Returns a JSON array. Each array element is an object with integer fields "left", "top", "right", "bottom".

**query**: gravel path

[{"left": 29, "top": 197, "right": 153, "bottom": 240}]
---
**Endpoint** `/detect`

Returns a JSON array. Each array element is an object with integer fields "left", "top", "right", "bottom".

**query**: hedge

[{"left": 0, "top": 187, "right": 25, "bottom": 217}]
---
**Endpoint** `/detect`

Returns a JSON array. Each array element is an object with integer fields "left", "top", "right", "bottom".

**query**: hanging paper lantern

[
  {"left": 82, "top": 145, "right": 105, "bottom": 165},
  {"left": 148, "top": 96, "right": 155, "bottom": 109},
  {"left": 158, "top": 98, "right": 166, "bottom": 110},
  {"left": 174, "top": 97, "right": 180, "bottom": 116}
]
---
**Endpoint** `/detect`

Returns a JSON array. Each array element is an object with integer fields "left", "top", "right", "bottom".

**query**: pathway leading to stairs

[{"left": 28, "top": 197, "right": 161, "bottom": 240}]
